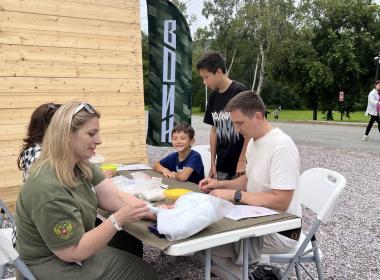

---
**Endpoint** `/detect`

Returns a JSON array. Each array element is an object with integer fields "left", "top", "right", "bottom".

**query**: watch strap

[
  {"left": 109, "top": 214, "right": 122, "bottom": 231},
  {"left": 234, "top": 190, "right": 242, "bottom": 203}
]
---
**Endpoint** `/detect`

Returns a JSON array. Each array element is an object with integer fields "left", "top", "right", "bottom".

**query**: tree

[
  {"left": 273, "top": 0, "right": 380, "bottom": 119},
  {"left": 202, "top": 0, "right": 297, "bottom": 94}
]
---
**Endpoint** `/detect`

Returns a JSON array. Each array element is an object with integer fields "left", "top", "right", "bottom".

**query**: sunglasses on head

[
  {"left": 47, "top": 103, "right": 56, "bottom": 110},
  {"left": 73, "top": 103, "right": 96, "bottom": 115}
]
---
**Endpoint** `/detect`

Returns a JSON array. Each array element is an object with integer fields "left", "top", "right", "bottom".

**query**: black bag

[{"left": 249, "top": 264, "right": 281, "bottom": 280}]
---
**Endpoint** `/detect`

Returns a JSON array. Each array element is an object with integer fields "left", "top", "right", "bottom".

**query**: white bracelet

[{"left": 109, "top": 214, "right": 122, "bottom": 231}]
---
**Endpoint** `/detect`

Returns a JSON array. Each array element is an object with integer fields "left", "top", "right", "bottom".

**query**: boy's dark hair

[
  {"left": 375, "top": 80, "right": 380, "bottom": 85},
  {"left": 196, "top": 51, "right": 226, "bottom": 74},
  {"left": 172, "top": 123, "right": 195, "bottom": 139},
  {"left": 225, "top": 90, "right": 267, "bottom": 117}
]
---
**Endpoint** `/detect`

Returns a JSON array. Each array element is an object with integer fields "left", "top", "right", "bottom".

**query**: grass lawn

[{"left": 192, "top": 107, "right": 368, "bottom": 122}]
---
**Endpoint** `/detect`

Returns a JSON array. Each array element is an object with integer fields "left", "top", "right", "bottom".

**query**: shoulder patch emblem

[{"left": 53, "top": 221, "right": 73, "bottom": 240}]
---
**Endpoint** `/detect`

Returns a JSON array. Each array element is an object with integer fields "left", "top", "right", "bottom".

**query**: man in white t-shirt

[{"left": 199, "top": 90, "right": 301, "bottom": 274}]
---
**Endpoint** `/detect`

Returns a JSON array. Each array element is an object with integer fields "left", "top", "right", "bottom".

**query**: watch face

[{"left": 234, "top": 190, "right": 242, "bottom": 203}]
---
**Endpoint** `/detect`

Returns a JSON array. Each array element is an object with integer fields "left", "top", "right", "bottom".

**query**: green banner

[{"left": 146, "top": 0, "right": 192, "bottom": 146}]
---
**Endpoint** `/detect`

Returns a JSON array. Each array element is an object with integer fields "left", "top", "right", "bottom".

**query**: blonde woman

[{"left": 15, "top": 102, "right": 158, "bottom": 280}]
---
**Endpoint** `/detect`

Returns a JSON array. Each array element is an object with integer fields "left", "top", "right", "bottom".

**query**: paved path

[{"left": 190, "top": 116, "right": 380, "bottom": 153}]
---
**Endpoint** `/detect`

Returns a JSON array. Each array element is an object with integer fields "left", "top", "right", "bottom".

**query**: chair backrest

[
  {"left": 191, "top": 145, "right": 211, "bottom": 176},
  {"left": 299, "top": 168, "right": 346, "bottom": 222},
  {"left": 0, "top": 199, "right": 36, "bottom": 280},
  {"left": 0, "top": 229, "right": 18, "bottom": 266}
]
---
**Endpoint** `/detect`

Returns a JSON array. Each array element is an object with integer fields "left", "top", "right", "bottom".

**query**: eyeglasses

[
  {"left": 47, "top": 103, "right": 56, "bottom": 110},
  {"left": 73, "top": 103, "right": 96, "bottom": 115}
]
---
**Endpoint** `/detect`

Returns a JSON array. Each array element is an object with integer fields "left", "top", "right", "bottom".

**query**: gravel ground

[
  {"left": 3, "top": 117, "right": 379, "bottom": 279},
  {"left": 143, "top": 116, "right": 380, "bottom": 280}
]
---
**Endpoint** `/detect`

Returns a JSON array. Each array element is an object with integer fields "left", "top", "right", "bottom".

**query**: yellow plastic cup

[
  {"left": 164, "top": 188, "right": 192, "bottom": 200},
  {"left": 100, "top": 164, "right": 118, "bottom": 178}
]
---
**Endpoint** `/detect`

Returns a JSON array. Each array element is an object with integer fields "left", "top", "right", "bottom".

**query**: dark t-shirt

[
  {"left": 203, "top": 81, "right": 248, "bottom": 174},
  {"left": 160, "top": 150, "right": 205, "bottom": 184}
]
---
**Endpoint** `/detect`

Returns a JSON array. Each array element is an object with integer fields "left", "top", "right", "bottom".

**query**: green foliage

[{"left": 142, "top": 0, "right": 380, "bottom": 115}]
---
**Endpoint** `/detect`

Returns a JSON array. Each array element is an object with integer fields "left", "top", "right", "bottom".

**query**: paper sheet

[
  {"left": 117, "top": 163, "right": 152, "bottom": 171},
  {"left": 226, "top": 205, "right": 278, "bottom": 221}
]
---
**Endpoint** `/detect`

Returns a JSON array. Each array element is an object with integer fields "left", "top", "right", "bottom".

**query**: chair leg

[
  {"left": 311, "top": 239, "right": 324, "bottom": 280},
  {"left": 295, "top": 262, "right": 302, "bottom": 280},
  {"left": 14, "top": 257, "right": 37, "bottom": 280}
]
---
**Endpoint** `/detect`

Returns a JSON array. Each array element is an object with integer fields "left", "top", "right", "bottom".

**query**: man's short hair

[
  {"left": 172, "top": 122, "right": 195, "bottom": 139},
  {"left": 225, "top": 90, "right": 267, "bottom": 117},
  {"left": 375, "top": 80, "right": 380, "bottom": 85},
  {"left": 196, "top": 51, "right": 226, "bottom": 74}
]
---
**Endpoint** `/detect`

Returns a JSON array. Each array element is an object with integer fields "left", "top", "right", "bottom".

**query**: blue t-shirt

[{"left": 159, "top": 150, "right": 205, "bottom": 184}]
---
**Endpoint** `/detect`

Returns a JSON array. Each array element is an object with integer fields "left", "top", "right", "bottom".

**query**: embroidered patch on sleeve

[{"left": 53, "top": 221, "right": 73, "bottom": 240}]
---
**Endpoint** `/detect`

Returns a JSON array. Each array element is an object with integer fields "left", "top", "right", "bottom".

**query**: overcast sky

[
  {"left": 140, "top": 0, "right": 209, "bottom": 37},
  {"left": 140, "top": 0, "right": 380, "bottom": 37}
]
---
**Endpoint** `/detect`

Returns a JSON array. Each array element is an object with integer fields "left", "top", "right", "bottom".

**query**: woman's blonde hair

[{"left": 30, "top": 101, "right": 100, "bottom": 188}]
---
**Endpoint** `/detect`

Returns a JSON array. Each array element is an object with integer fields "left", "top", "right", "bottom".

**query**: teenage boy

[
  {"left": 197, "top": 51, "right": 248, "bottom": 180},
  {"left": 154, "top": 123, "right": 205, "bottom": 184}
]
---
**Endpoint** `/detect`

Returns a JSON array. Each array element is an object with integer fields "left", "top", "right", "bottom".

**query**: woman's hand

[
  {"left": 143, "top": 204, "right": 174, "bottom": 221},
  {"left": 113, "top": 200, "right": 148, "bottom": 226}
]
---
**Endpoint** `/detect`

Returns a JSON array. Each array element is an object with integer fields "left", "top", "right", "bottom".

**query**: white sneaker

[{"left": 361, "top": 135, "right": 369, "bottom": 141}]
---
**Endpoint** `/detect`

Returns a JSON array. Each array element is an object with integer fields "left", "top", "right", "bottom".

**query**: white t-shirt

[{"left": 245, "top": 127, "right": 301, "bottom": 218}]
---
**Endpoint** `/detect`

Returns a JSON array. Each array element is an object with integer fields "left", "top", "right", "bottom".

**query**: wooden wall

[{"left": 0, "top": 0, "right": 147, "bottom": 211}]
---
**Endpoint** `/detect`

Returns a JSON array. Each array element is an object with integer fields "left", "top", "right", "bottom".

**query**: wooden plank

[
  {"left": 0, "top": 44, "right": 142, "bottom": 66},
  {"left": 0, "top": 127, "right": 147, "bottom": 142},
  {"left": 0, "top": 60, "right": 143, "bottom": 79},
  {"left": 0, "top": 27, "right": 141, "bottom": 51},
  {"left": 0, "top": 97, "right": 144, "bottom": 110},
  {"left": 0, "top": 155, "right": 20, "bottom": 172},
  {"left": 96, "top": 145, "right": 148, "bottom": 163},
  {"left": 0, "top": 171, "right": 23, "bottom": 190},
  {"left": 0, "top": 130, "right": 146, "bottom": 156},
  {"left": 0, "top": 11, "right": 140, "bottom": 37},
  {"left": 0, "top": 0, "right": 140, "bottom": 24},
  {"left": 0, "top": 185, "right": 21, "bottom": 212},
  {"left": 0, "top": 151, "right": 148, "bottom": 175},
  {"left": 0, "top": 116, "right": 145, "bottom": 137},
  {"left": 0, "top": 106, "right": 145, "bottom": 124},
  {"left": 0, "top": 77, "right": 144, "bottom": 93},
  {"left": 67, "top": 0, "right": 136, "bottom": 9}
]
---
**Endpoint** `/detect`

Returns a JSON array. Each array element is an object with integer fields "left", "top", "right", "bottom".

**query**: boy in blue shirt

[{"left": 154, "top": 123, "right": 205, "bottom": 184}]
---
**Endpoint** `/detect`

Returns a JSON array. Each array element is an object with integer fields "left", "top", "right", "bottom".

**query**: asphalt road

[{"left": 190, "top": 115, "right": 380, "bottom": 154}]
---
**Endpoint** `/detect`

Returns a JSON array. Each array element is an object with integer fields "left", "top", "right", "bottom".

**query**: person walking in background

[
  {"left": 196, "top": 51, "right": 248, "bottom": 180},
  {"left": 17, "top": 103, "right": 61, "bottom": 180},
  {"left": 362, "top": 80, "right": 380, "bottom": 141},
  {"left": 273, "top": 107, "right": 280, "bottom": 121}
]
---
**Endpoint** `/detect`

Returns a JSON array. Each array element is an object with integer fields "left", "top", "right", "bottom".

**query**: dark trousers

[
  {"left": 95, "top": 217, "right": 143, "bottom": 258},
  {"left": 365, "top": 115, "right": 380, "bottom": 135}
]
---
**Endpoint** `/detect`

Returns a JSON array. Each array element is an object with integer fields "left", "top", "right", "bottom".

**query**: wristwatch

[
  {"left": 109, "top": 214, "right": 122, "bottom": 231},
  {"left": 234, "top": 190, "right": 242, "bottom": 203}
]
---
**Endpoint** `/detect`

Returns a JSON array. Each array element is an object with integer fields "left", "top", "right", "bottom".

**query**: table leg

[
  {"left": 243, "top": 239, "right": 249, "bottom": 280},
  {"left": 204, "top": 248, "right": 211, "bottom": 280}
]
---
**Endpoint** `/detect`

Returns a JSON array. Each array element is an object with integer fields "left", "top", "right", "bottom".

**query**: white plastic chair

[
  {"left": 265, "top": 168, "right": 346, "bottom": 280},
  {"left": 0, "top": 199, "right": 36, "bottom": 280},
  {"left": 192, "top": 145, "right": 211, "bottom": 176}
]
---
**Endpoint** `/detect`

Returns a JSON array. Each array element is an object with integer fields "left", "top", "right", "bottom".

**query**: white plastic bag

[
  {"left": 157, "top": 192, "right": 234, "bottom": 241},
  {"left": 111, "top": 175, "right": 165, "bottom": 202}
]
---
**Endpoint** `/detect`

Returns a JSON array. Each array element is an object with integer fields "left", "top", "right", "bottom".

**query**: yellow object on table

[
  {"left": 100, "top": 164, "right": 118, "bottom": 178},
  {"left": 164, "top": 188, "right": 192, "bottom": 200}
]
